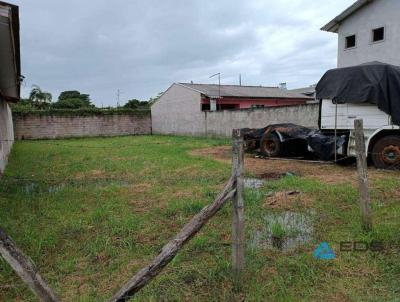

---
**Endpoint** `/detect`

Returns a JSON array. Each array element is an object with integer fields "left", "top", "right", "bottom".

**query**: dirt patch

[
  {"left": 129, "top": 182, "right": 153, "bottom": 194},
  {"left": 264, "top": 191, "right": 312, "bottom": 209},
  {"left": 191, "top": 146, "right": 400, "bottom": 185},
  {"left": 191, "top": 146, "right": 231, "bottom": 161},
  {"left": 129, "top": 199, "right": 150, "bottom": 213}
]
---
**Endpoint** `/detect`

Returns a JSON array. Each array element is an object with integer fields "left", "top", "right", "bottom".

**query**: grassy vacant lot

[{"left": 1, "top": 135, "right": 400, "bottom": 301}]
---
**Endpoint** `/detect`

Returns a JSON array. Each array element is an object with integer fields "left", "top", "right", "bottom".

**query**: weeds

[{"left": 0, "top": 135, "right": 399, "bottom": 301}]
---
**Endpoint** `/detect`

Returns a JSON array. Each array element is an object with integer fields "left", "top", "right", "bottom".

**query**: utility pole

[
  {"left": 239, "top": 74, "right": 242, "bottom": 86},
  {"left": 210, "top": 73, "right": 221, "bottom": 98},
  {"left": 117, "top": 89, "right": 121, "bottom": 108},
  {"left": 209, "top": 73, "right": 221, "bottom": 110}
]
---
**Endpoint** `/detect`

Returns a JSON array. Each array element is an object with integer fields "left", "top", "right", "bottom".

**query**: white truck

[
  {"left": 243, "top": 63, "right": 400, "bottom": 169},
  {"left": 320, "top": 100, "right": 400, "bottom": 169}
]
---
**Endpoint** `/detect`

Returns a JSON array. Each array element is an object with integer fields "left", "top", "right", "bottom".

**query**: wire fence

[
  {"left": 243, "top": 137, "right": 400, "bottom": 170},
  {"left": 1, "top": 128, "right": 400, "bottom": 301},
  {"left": 0, "top": 131, "right": 243, "bottom": 302},
  {"left": 0, "top": 139, "right": 177, "bottom": 149}
]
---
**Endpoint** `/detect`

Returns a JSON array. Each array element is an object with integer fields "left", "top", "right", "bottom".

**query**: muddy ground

[{"left": 191, "top": 146, "right": 400, "bottom": 185}]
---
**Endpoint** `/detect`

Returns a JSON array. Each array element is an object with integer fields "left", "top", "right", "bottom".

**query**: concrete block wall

[
  {"left": 13, "top": 112, "right": 152, "bottom": 140},
  {"left": 205, "top": 103, "right": 320, "bottom": 137},
  {"left": 152, "top": 102, "right": 319, "bottom": 137},
  {"left": 0, "top": 99, "right": 14, "bottom": 173}
]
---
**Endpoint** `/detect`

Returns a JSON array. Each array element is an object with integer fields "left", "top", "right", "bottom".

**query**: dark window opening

[
  {"left": 372, "top": 27, "right": 384, "bottom": 42},
  {"left": 201, "top": 103, "right": 210, "bottom": 111},
  {"left": 203, "top": 103, "right": 240, "bottom": 111},
  {"left": 220, "top": 104, "right": 238, "bottom": 110},
  {"left": 345, "top": 35, "right": 356, "bottom": 49}
]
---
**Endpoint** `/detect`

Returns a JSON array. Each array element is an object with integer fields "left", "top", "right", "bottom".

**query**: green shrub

[{"left": 11, "top": 108, "right": 150, "bottom": 117}]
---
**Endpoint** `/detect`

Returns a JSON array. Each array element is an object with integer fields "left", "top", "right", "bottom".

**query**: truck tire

[
  {"left": 371, "top": 135, "right": 400, "bottom": 170},
  {"left": 260, "top": 133, "right": 282, "bottom": 157}
]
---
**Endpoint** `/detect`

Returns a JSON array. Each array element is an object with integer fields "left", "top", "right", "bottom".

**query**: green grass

[
  {"left": 270, "top": 222, "right": 287, "bottom": 238},
  {"left": 0, "top": 135, "right": 399, "bottom": 301}
]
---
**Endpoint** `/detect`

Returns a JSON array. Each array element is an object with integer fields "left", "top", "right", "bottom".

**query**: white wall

[
  {"left": 152, "top": 99, "right": 319, "bottom": 137},
  {"left": 0, "top": 99, "right": 14, "bottom": 173},
  {"left": 338, "top": 0, "right": 400, "bottom": 67},
  {"left": 151, "top": 84, "right": 205, "bottom": 135}
]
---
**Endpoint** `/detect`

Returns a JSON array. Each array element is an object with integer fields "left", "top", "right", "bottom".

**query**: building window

[
  {"left": 201, "top": 103, "right": 210, "bottom": 111},
  {"left": 345, "top": 34, "right": 356, "bottom": 49},
  {"left": 372, "top": 27, "right": 385, "bottom": 43}
]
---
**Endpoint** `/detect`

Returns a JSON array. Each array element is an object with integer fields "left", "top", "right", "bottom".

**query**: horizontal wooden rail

[{"left": 108, "top": 176, "right": 236, "bottom": 302}]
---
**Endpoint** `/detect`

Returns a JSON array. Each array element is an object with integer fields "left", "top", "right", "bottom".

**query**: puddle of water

[
  {"left": 244, "top": 172, "right": 297, "bottom": 190},
  {"left": 244, "top": 178, "right": 265, "bottom": 189},
  {"left": 24, "top": 183, "right": 39, "bottom": 194},
  {"left": 250, "top": 210, "right": 314, "bottom": 252}
]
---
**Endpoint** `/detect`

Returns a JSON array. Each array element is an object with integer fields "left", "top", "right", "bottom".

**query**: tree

[
  {"left": 52, "top": 90, "right": 94, "bottom": 109},
  {"left": 58, "top": 90, "right": 90, "bottom": 102},
  {"left": 29, "top": 85, "right": 52, "bottom": 109},
  {"left": 148, "top": 92, "right": 163, "bottom": 105},
  {"left": 123, "top": 99, "right": 149, "bottom": 109}
]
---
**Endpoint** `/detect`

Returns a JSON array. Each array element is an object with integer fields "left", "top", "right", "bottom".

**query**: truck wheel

[
  {"left": 371, "top": 136, "right": 400, "bottom": 169},
  {"left": 260, "top": 133, "right": 281, "bottom": 157}
]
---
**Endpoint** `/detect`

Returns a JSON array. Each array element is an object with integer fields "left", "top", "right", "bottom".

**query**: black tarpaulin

[
  {"left": 242, "top": 124, "right": 346, "bottom": 160},
  {"left": 316, "top": 62, "right": 400, "bottom": 125}
]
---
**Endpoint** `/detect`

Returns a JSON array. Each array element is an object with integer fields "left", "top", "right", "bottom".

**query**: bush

[
  {"left": 52, "top": 98, "right": 95, "bottom": 109},
  {"left": 11, "top": 108, "right": 150, "bottom": 117},
  {"left": 123, "top": 99, "right": 150, "bottom": 109}
]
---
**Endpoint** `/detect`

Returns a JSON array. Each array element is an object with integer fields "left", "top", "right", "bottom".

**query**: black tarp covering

[
  {"left": 263, "top": 124, "right": 346, "bottom": 160},
  {"left": 243, "top": 123, "right": 346, "bottom": 160},
  {"left": 316, "top": 62, "right": 400, "bottom": 125}
]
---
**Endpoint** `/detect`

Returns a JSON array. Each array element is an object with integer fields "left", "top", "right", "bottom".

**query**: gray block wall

[
  {"left": 0, "top": 99, "right": 14, "bottom": 173},
  {"left": 152, "top": 96, "right": 319, "bottom": 138},
  {"left": 205, "top": 104, "right": 320, "bottom": 137},
  {"left": 13, "top": 112, "right": 152, "bottom": 140}
]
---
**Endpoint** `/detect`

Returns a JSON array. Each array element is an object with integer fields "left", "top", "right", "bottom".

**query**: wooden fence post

[
  {"left": 232, "top": 129, "right": 245, "bottom": 281},
  {"left": 354, "top": 119, "right": 373, "bottom": 231},
  {"left": 0, "top": 228, "right": 59, "bottom": 302}
]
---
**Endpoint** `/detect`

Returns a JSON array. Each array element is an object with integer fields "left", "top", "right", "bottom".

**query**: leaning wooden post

[
  {"left": 354, "top": 119, "right": 373, "bottom": 231},
  {"left": 0, "top": 228, "right": 59, "bottom": 302},
  {"left": 108, "top": 177, "right": 236, "bottom": 302},
  {"left": 232, "top": 129, "right": 245, "bottom": 281}
]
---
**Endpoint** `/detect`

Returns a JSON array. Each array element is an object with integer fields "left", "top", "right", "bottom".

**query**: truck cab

[{"left": 320, "top": 99, "right": 400, "bottom": 168}]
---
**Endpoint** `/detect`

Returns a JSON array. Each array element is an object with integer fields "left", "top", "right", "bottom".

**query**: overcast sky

[{"left": 12, "top": 0, "right": 354, "bottom": 106}]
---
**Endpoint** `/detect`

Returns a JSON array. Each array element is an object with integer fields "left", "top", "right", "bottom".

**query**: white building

[
  {"left": 322, "top": 0, "right": 400, "bottom": 67},
  {"left": 151, "top": 83, "right": 311, "bottom": 136},
  {"left": 0, "top": 1, "right": 20, "bottom": 173}
]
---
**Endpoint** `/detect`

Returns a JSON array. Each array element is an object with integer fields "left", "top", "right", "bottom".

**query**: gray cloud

[{"left": 12, "top": 0, "right": 354, "bottom": 106}]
